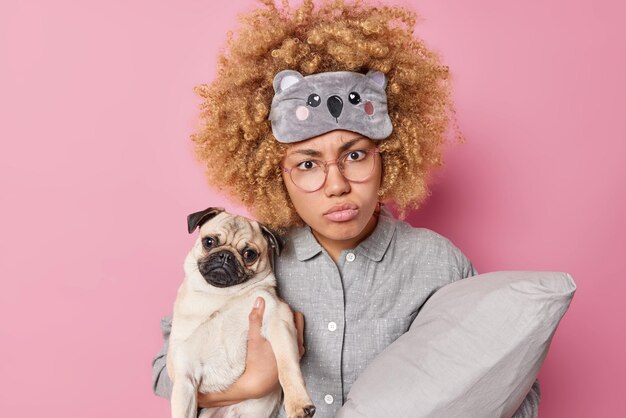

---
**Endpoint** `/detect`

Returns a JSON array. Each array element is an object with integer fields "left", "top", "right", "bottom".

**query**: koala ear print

[
  {"left": 187, "top": 207, "right": 225, "bottom": 234},
  {"left": 260, "top": 224, "right": 285, "bottom": 257},
  {"left": 365, "top": 69, "right": 388, "bottom": 90},
  {"left": 273, "top": 70, "right": 305, "bottom": 94}
]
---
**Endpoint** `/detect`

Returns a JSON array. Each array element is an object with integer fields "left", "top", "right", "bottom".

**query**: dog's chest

[{"left": 172, "top": 302, "right": 251, "bottom": 393}]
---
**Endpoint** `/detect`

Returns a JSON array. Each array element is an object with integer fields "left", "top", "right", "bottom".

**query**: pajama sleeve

[
  {"left": 152, "top": 315, "right": 173, "bottom": 399},
  {"left": 510, "top": 380, "right": 541, "bottom": 418}
]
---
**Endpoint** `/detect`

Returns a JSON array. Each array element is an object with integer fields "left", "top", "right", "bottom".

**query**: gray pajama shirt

[{"left": 152, "top": 209, "right": 540, "bottom": 417}]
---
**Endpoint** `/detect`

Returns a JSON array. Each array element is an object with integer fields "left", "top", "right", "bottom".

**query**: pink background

[{"left": 1, "top": 0, "right": 624, "bottom": 416}]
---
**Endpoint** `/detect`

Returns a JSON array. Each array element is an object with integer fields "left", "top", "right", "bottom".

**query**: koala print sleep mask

[{"left": 268, "top": 70, "right": 393, "bottom": 143}]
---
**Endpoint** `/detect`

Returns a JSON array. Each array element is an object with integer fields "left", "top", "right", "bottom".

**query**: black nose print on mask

[{"left": 327, "top": 95, "right": 343, "bottom": 121}]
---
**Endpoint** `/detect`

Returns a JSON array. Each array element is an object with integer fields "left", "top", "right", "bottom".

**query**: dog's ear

[
  {"left": 187, "top": 207, "right": 225, "bottom": 234},
  {"left": 260, "top": 224, "right": 285, "bottom": 258}
]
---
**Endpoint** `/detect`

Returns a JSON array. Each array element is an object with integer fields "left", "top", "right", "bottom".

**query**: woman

[{"left": 152, "top": 1, "right": 540, "bottom": 416}]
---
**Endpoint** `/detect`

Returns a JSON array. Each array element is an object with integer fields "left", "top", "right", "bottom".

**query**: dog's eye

[
  {"left": 202, "top": 237, "right": 216, "bottom": 249},
  {"left": 242, "top": 248, "right": 258, "bottom": 264}
]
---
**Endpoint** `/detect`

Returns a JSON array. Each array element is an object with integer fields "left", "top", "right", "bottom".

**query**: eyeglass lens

[{"left": 289, "top": 150, "right": 377, "bottom": 192}]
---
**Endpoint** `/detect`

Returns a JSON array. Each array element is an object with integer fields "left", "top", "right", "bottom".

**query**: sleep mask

[{"left": 269, "top": 70, "right": 393, "bottom": 143}]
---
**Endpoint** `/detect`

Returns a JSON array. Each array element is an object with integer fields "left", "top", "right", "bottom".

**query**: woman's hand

[{"left": 197, "top": 297, "right": 305, "bottom": 408}]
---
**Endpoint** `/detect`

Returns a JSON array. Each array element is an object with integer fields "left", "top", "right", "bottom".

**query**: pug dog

[{"left": 166, "top": 207, "right": 315, "bottom": 418}]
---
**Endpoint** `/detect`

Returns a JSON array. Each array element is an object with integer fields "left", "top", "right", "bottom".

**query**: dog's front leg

[
  {"left": 171, "top": 377, "right": 198, "bottom": 418},
  {"left": 266, "top": 301, "right": 316, "bottom": 418}
]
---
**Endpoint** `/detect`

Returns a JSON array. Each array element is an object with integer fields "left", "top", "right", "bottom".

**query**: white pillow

[{"left": 336, "top": 271, "right": 576, "bottom": 418}]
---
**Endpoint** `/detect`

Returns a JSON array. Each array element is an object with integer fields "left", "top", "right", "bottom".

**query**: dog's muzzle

[{"left": 198, "top": 250, "right": 251, "bottom": 288}]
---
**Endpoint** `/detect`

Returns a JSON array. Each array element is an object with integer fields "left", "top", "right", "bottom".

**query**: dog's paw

[{"left": 285, "top": 403, "right": 316, "bottom": 418}]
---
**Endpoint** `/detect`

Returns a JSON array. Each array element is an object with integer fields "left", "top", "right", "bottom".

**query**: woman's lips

[{"left": 323, "top": 204, "right": 359, "bottom": 222}]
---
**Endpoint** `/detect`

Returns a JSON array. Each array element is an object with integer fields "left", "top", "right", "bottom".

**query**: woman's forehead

[{"left": 285, "top": 130, "right": 374, "bottom": 156}]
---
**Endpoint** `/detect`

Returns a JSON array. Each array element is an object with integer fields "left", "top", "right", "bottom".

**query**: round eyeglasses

[{"left": 280, "top": 148, "right": 381, "bottom": 192}]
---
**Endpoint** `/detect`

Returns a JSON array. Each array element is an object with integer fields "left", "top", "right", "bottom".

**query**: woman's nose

[{"left": 324, "top": 163, "right": 351, "bottom": 196}]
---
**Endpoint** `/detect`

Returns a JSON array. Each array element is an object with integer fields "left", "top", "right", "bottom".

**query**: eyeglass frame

[{"left": 279, "top": 148, "right": 381, "bottom": 193}]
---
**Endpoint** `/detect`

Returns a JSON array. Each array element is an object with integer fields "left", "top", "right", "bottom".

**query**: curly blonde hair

[{"left": 192, "top": 0, "right": 458, "bottom": 231}]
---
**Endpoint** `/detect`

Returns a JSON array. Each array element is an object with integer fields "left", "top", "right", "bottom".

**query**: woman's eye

[
  {"left": 202, "top": 237, "right": 216, "bottom": 249},
  {"left": 345, "top": 150, "right": 366, "bottom": 161},
  {"left": 243, "top": 249, "right": 258, "bottom": 264},
  {"left": 296, "top": 160, "right": 319, "bottom": 170}
]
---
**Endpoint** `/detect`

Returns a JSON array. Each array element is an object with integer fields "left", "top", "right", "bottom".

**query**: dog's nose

[{"left": 217, "top": 252, "right": 232, "bottom": 262}]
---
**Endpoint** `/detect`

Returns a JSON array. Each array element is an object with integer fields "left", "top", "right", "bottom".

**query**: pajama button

[
  {"left": 346, "top": 252, "right": 356, "bottom": 262},
  {"left": 328, "top": 321, "right": 337, "bottom": 331},
  {"left": 324, "top": 394, "right": 334, "bottom": 405}
]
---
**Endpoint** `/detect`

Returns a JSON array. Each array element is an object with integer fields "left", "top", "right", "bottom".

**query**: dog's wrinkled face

[{"left": 191, "top": 211, "right": 273, "bottom": 288}]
